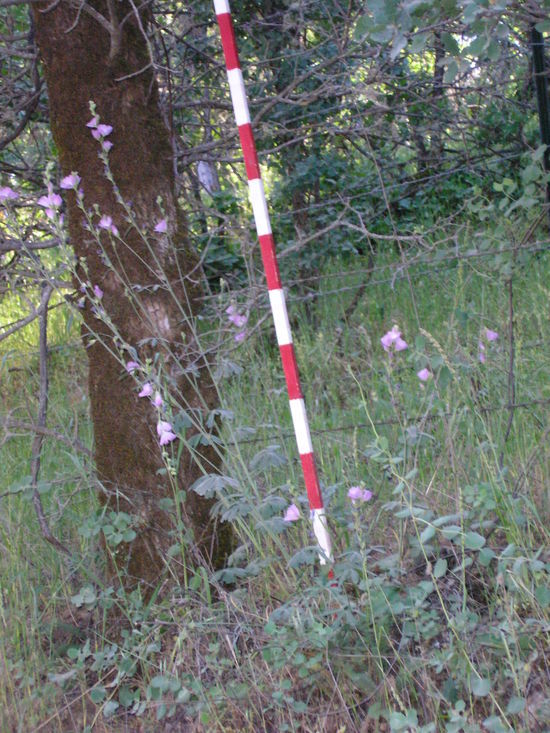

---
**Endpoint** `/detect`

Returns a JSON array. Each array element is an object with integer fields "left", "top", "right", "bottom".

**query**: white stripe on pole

[
  {"left": 214, "top": 0, "right": 230, "bottom": 13},
  {"left": 248, "top": 178, "right": 272, "bottom": 236},
  {"left": 311, "top": 508, "right": 332, "bottom": 565},
  {"left": 268, "top": 289, "right": 293, "bottom": 346},
  {"left": 289, "top": 398, "right": 314, "bottom": 454},
  {"left": 227, "top": 69, "right": 251, "bottom": 126}
]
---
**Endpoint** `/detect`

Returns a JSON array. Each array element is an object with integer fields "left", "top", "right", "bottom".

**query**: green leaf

[
  {"left": 506, "top": 696, "right": 525, "bottom": 714},
  {"left": 289, "top": 546, "right": 319, "bottom": 568},
  {"left": 434, "top": 558, "right": 448, "bottom": 578},
  {"left": 249, "top": 445, "right": 287, "bottom": 472},
  {"left": 441, "top": 525, "right": 461, "bottom": 540},
  {"left": 90, "top": 687, "right": 106, "bottom": 703},
  {"left": 118, "top": 686, "right": 136, "bottom": 708},
  {"left": 482, "top": 716, "right": 508, "bottom": 733},
  {"left": 464, "top": 531, "right": 486, "bottom": 551},
  {"left": 478, "top": 547, "right": 495, "bottom": 566},
  {"left": 441, "top": 32, "right": 460, "bottom": 55},
  {"left": 471, "top": 677, "right": 491, "bottom": 697},
  {"left": 103, "top": 700, "right": 119, "bottom": 718},
  {"left": 190, "top": 474, "right": 238, "bottom": 498},
  {"left": 535, "top": 585, "right": 550, "bottom": 607},
  {"left": 420, "top": 525, "right": 436, "bottom": 544}
]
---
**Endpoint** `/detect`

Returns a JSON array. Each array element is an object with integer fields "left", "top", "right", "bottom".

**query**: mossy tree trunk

[{"left": 32, "top": 0, "right": 232, "bottom": 592}]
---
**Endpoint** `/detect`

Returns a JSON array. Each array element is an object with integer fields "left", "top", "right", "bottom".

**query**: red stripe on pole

[
  {"left": 279, "top": 344, "right": 303, "bottom": 400},
  {"left": 258, "top": 234, "right": 282, "bottom": 290},
  {"left": 216, "top": 13, "right": 240, "bottom": 70},
  {"left": 239, "top": 123, "right": 261, "bottom": 180},
  {"left": 300, "top": 453, "right": 323, "bottom": 510}
]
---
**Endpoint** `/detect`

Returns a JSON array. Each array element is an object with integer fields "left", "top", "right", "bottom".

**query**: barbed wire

[{"left": 229, "top": 397, "right": 550, "bottom": 448}]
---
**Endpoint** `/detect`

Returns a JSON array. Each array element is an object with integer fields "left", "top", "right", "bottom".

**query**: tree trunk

[{"left": 32, "top": 0, "right": 232, "bottom": 592}]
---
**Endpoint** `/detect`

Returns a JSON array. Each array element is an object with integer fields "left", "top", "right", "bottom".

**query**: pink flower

[
  {"left": 381, "top": 325, "right": 408, "bottom": 353},
  {"left": 157, "top": 420, "right": 177, "bottom": 446},
  {"left": 138, "top": 383, "right": 153, "bottom": 398},
  {"left": 153, "top": 392, "right": 163, "bottom": 408},
  {"left": 60, "top": 173, "right": 80, "bottom": 189},
  {"left": 86, "top": 115, "right": 99, "bottom": 128},
  {"left": 348, "top": 486, "right": 373, "bottom": 504},
  {"left": 38, "top": 191, "right": 62, "bottom": 209},
  {"left": 92, "top": 124, "right": 113, "bottom": 139},
  {"left": 76, "top": 297, "right": 85, "bottom": 309},
  {"left": 225, "top": 305, "right": 237, "bottom": 316},
  {"left": 417, "top": 368, "right": 431, "bottom": 382},
  {"left": 485, "top": 328, "right": 499, "bottom": 342},
  {"left": 234, "top": 331, "right": 246, "bottom": 343},
  {"left": 93, "top": 284, "right": 103, "bottom": 299},
  {"left": 283, "top": 503, "right": 300, "bottom": 522},
  {"left": 229, "top": 313, "right": 248, "bottom": 328},
  {"left": 126, "top": 360, "right": 139, "bottom": 373},
  {"left": 154, "top": 219, "right": 167, "bottom": 233},
  {"left": 478, "top": 341, "right": 486, "bottom": 363},
  {"left": 0, "top": 186, "right": 18, "bottom": 201},
  {"left": 102, "top": 141, "right": 113, "bottom": 152},
  {"left": 98, "top": 214, "right": 118, "bottom": 235}
]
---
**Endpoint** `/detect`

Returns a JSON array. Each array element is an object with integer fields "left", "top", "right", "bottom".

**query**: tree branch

[{"left": 30, "top": 283, "right": 71, "bottom": 555}]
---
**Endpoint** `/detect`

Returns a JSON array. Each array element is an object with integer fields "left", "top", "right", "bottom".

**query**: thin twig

[{"left": 30, "top": 283, "right": 71, "bottom": 555}]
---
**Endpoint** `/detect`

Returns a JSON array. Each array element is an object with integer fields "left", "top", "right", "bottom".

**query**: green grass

[{"left": 0, "top": 240, "right": 549, "bottom": 732}]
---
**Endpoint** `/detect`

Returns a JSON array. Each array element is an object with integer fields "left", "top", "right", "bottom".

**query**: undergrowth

[{"left": 1, "top": 241, "right": 549, "bottom": 732}]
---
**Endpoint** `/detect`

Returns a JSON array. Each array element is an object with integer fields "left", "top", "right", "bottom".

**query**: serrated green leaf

[
  {"left": 249, "top": 445, "right": 287, "bottom": 472},
  {"left": 190, "top": 473, "right": 238, "bottom": 498}
]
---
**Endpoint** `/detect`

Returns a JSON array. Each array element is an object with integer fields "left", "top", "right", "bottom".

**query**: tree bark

[{"left": 32, "top": 0, "right": 232, "bottom": 592}]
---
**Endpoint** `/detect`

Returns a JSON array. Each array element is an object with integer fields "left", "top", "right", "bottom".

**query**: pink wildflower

[
  {"left": 0, "top": 186, "right": 18, "bottom": 201},
  {"left": 126, "top": 360, "right": 139, "bottom": 373},
  {"left": 478, "top": 341, "right": 486, "bottom": 363},
  {"left": 92, "top": 124, "right": 113, "bottom": 139},
  {"left": 86, "top": 116, "right": 99, "bottom": 128},
  {"left": 229, "top": 313, "right": 248, "bottom": 328},
  {"left": 417, "top": 368, "right": 431, "bottom": 382},
  {"left": 138, "top": 383, "right": 153, "bottom": 398},
  {"left": 102, "top": 141, "right": 113, "bottom": 152},
  {"left": 60, "top": 173, "right": 80, "bottom": 189},
  {"left": 157, "top": 420, "right": 177, "bottom": 446},
  {"left": 154, "top": 219, "right": 167, "bottom": 233},
  {"left": 93, "top": 285, "right": 103, "bottom": 299},
  {"left": 485, "top": 328, "right": 499, "bottom": 342},
  {"left": 381, "top": 325, "right": 408, "bottom": 353},
  {"left": 38, "top": 191, "right": 62, "bottom": 210},
  {"left": 283, "top": 503, "right": 300, "bottom": 522},
  {"left": 347, "top": 486, "right": 373, "bottom": 504},
  {"left": 234, "top": 331, "right": 246, "bottom": 343},
  {"left": 98, "top": 214, "right": 118, "bottom": 235},
  {"left": 153, "top": 392, "right": 163, "bottom": 408}
]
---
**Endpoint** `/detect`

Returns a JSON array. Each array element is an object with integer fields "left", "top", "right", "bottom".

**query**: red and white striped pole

[{"left": 214, "top": 0, "right": 333, "bottom": 570}]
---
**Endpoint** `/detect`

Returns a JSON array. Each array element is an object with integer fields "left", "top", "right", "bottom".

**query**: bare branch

[
  {"left": 0, "top": 237, "right": 60, "bottom": 253},
  {"left": 29, "top": 283, "right": 71, "bottom": 555}
]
